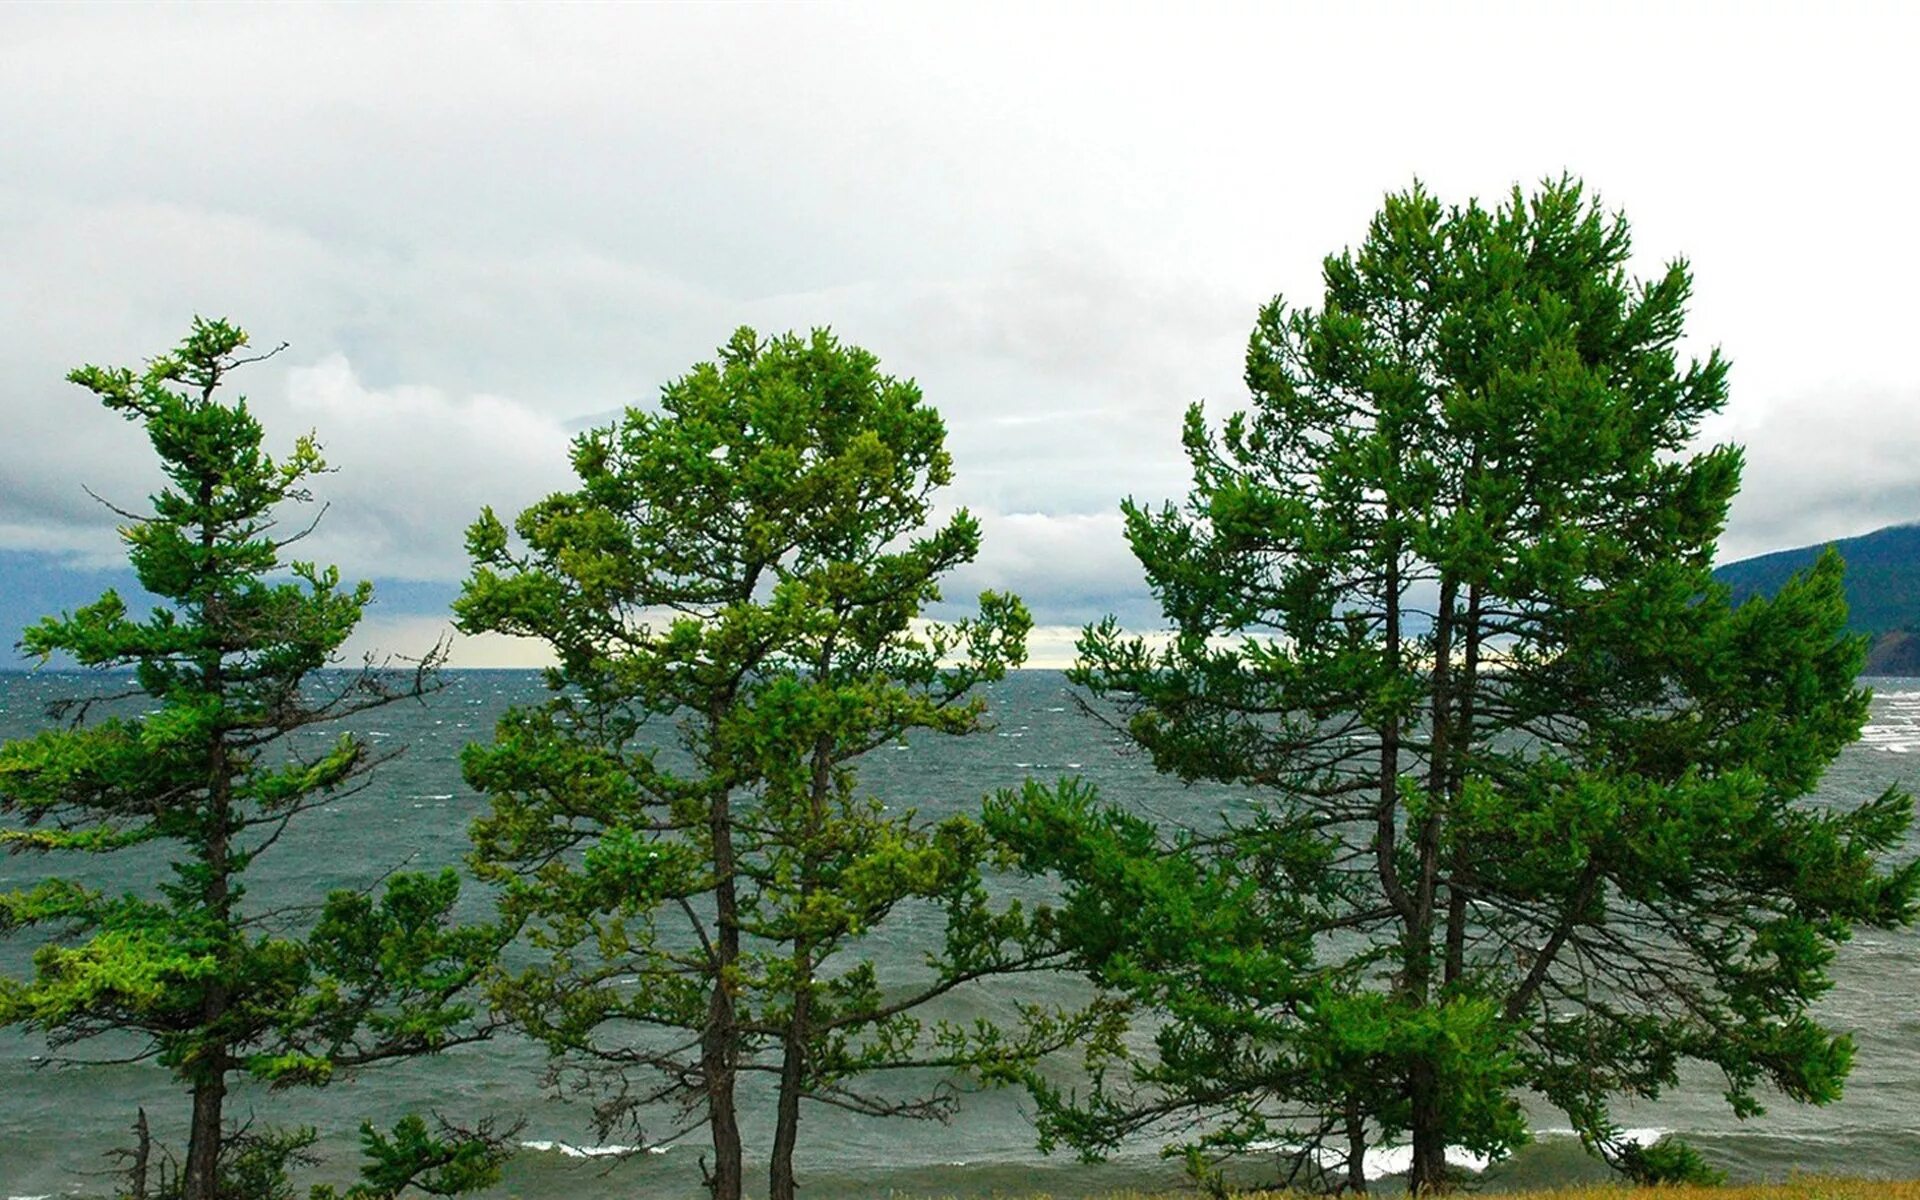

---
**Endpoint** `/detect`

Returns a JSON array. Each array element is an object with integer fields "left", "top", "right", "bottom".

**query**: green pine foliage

[
  {"left": 986, "top": 181, "right": 1920, "bottom": 1193},
  {"left": 457, "top": 327, "right": 1102, "bottom": 1200},
  {"left": 0, "top": 320, "right": 502, "bottom": 1200},
  {"left": 306, "top": 1114, "right": 518, "bottom": 1200}
]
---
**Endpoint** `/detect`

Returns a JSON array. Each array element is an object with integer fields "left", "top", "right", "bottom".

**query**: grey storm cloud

[{"left": 3, "top": 3, "right": 1918, "bottom": 664}]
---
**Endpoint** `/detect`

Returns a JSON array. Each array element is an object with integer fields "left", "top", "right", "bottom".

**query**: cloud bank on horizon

[{"left": 2, "top": 3, "right": 1916, "bottom": 667}]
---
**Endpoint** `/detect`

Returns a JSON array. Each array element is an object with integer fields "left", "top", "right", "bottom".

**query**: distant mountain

[
  {"left": 1714, "top": 522, "right": 1920, "bottom": 675},
  {"left": 0, "top": 549, "right": 458, "bottom": 670}
]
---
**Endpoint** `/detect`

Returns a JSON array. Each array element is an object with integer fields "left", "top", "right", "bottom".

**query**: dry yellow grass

[
  {"left": 1454, "top": 1187, "right": 1920, "bottom": 1200},
  {"left": 912, "top": 1184, "right": 1920, "bottom": 1200}
]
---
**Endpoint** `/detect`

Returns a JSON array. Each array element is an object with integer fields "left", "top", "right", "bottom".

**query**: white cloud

[
  {"left": 949, "top": 510, "right": 1142, "bottom": 609},
  {"left": 3, "top": 3, "right": 1918, "bottom": 664},
  {"left": 341, "top": 614, "right": 557, "bottom": 671},
  {"left": 271, "top": 355, "right": 576, "bottom": 581},
  {"left": 1718, "top": 386, "right": 1920, "bottom": 562}
]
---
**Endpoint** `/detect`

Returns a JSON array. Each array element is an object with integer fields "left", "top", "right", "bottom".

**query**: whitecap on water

[
  {"left": 1245, "top": 1126, "right": 1667, "bottom": 1181},
  {"left": 1859, "top": 723, "right": 1920, "bottom": 753},
  {"left": 520, "top": 1139, "right": 670, "bottom": 1158},
  {"left": 1535, "top": 1126, "right": 1668, "bottom": 1145},
  {"left": 1244, "top": 1138, "right": 1492, "bottom": 1181},
  {"left": 1859, "top": 692, "right": 1920, "bottom": 752}
]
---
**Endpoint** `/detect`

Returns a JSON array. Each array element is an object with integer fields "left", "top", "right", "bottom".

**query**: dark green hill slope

[{"left": 1715, "top": 522, "right": 1920, "bottom": 674}]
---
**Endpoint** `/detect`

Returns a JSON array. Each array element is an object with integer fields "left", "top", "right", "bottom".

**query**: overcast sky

[{"left": 3, "top": 2, "right": 1916, "bottom": 667}]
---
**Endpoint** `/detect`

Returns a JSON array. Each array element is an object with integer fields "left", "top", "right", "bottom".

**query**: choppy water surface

[{"left": 3, "top": 671, "right": 1918, "bottom": 1197}]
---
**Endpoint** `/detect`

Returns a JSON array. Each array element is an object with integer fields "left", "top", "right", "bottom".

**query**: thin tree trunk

[
  {"left": 768, "top": 944, "right": 810, "bottom": 1200},
  {"left": 1376, "top": 538, "right": 1413, "bottom": 923},
  {"left": 129, "top": 1107, "right": 152, "bottom": 1200},
  {"left": 703, "top": 781, "right": 744, "bottom": 1200},
  {"left": 1400, "top": 570, "right": 1455, "bottom": 1197},
  {"left": 1416, "top": 574, "right": 1458, "bottom": 952},
  {"left": 185, "top": 606, "right": 231, "bottom": 1200},
  {"left": 1344, "top": 1100, "right": 1369, "bottom": 1195},
  {"left": 771, "top": 724, "right": 835, "bottom": 1200},
  {"left": 1443, "top": 584, "right": 1483, "bottom": 987}
]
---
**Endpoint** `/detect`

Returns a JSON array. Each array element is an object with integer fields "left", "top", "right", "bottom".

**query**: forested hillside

[{"left": 1716, "top": 523, "right": 1920, "bottom": 673}]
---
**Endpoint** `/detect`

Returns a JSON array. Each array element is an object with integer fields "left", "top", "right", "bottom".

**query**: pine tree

[
  {"left": 458, "top": 327, "right": 1096, "bottom": 1200},
  {"left": 989, "top": 181, "right": 1920, "bottom": 1193},
  {"left": 0, "top": 319, "right": 501, "bottom": 1200}
]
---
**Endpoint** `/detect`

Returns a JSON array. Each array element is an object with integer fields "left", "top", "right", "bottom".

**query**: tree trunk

[
  {"left": 1344, "top": 1100, "right": 1369, "bottom": 1195},
  {"left": 1376, "top": 535, "right": 1413, "bottom": 924},
  {"left": 1443, "top": 584, "right": 1483, "bottom": 987},
  {"left": 768, "top": 944, "right": 810, "bottom": 1200},
  {"left": 129, "top": 1107, "right": 152, "bottom": 1200},
  {"left": 700, "top": 982, "right": 743, "bottom": 1200},
  {"left": 1411, "top": 574, "right": 1456, "bottom": 982},
  {"left": 185, "top": 702, "right": 231, "bottom": 1200},
  {"left": 704, "top": 784, "right": 744, "bottom": 1200},
  {"left": 771, "top": 728, "right": 834, "bottom": 1200},
  {"left": 1401, "top": 573, "right": 1459, "bottom": 1196},
  {"left": 1406, "top": 1060, "right": 1449, "bottom": 1193},
  {"left": 183, "top": 1067, "right": 226, "bottom": 1200}
]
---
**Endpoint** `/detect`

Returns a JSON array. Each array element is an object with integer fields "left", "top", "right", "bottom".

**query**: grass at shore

[
  {"left": 1451, "top": 1187, "right": 1920, "bottom": 1200},
  {"left": 922, "top": 1183, "right": 1920, "bottom": 1200}
]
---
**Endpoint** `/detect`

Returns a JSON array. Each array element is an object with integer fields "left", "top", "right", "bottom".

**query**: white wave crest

[
  {"left": 1244, "top": 1125, "right": 1670, "bottom": 1181},
  {"left": 520, "top": 1139, "right": 670, "bottom": 1158},
  {"left": 1859, "top": 722, "right": 1920, "bottom": 752},
  {"left": 1242, "top": 1139, "right": 1491, "bottom": 1181},
  {"left": 1535, "top": 1125, "right": 1670, "bottom": 1145}
]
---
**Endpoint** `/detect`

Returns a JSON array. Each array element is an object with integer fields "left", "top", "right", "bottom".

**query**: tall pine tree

[
  {"left": 459, "top": 327, "right": 1094, "bottom": 1200},
  {"left": 0, "top": 320, "right": 500, "bottom": 1200},
  {"left": 990, "top": 181, "right": 1919, "bottom": 1193}
]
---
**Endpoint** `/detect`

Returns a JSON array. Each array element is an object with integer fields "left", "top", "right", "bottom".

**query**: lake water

[{"left": 3, "top": 670, "right": 1918, "bottom": 1197}]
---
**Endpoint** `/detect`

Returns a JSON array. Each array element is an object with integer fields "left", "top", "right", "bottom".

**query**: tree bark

[
  {"left": 768, "top": 944, "right": 810, "bottom": 1200},
  {"left": 703, "top": 782, "right": 744, "bottom": 1200},
  {"left": 1343, "top": 1100, "right": 1369, "bottom": 1195},
  {"left": 770, "top": 727, "right": 834, "bottom": 1200},
  {"left": 1376, "top": 535, "right": 1413, "bottom": 923},
  {"left": 184, "top": 1071, "right": 227, "bottom": 1200},
  {"left": 1443, "top": 584, "right": 1483, "bottom": 987},
  {"left": 129, "top": 1107, "right": 151, "bottom": 1200},
  {"left": 1404, "top": 566, "right": 1455, "bottom": 1196},
  {"left": 1407, "top": 1068, "right": 1449, "bottom": 1194},
  {"left": 1415, "top": 575, "right": 1458, "bottom": 967},
  {"left": 185, "top": 591, "right": 231, "bottom": 1200}
]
